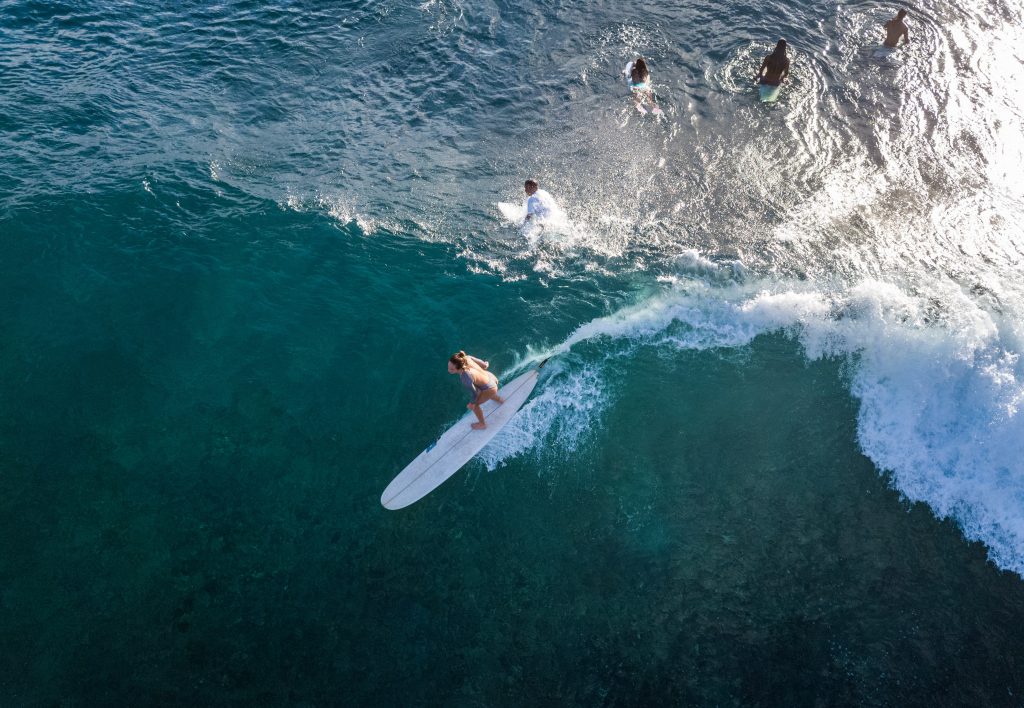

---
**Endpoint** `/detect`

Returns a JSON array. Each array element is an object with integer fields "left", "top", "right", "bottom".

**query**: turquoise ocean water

[{"left": 3, "top": 0, "right": 1024, "bottom": 704}]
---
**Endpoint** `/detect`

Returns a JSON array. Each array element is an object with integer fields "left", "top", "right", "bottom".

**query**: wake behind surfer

[
  {"left": 883, "top": 9, "right": 910, "bottom": 48},
  {"left": 755, "top": 39, "right": 790, "bottom": 87},
  {"left": 448, "top": 351, "right": 504, "bottom": 430},
  {"left": 523, "top": 179, "right": 558, "bottom": 224}
]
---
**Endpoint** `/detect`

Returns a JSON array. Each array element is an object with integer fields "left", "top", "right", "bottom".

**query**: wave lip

[
  {"left": 846, "top": 296, "right": 1024, "bottom": 574},
  {"left": 498, "top": 273, "right": 1024, "bottom": 576}
]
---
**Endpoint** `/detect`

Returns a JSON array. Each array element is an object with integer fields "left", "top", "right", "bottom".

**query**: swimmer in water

[
  {"left": 523, "top": 179, "right": 558, "bottom": 224},
  {"left": 448, "top": 351, "right": 504, "bottom": 430},
  {"left": 627, "top": 57, "right": 662, "bottom": 115},
  {"left": 883, "top": 9, "right": 910, "bottom": 48},
  {"left": 755, "top": 39, "right": 791, "bottom": 88}
]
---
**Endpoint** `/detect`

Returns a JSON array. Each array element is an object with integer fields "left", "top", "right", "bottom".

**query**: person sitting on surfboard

[
  {"left": 523, "top": 180, "right": 558, "bottom": 223},
  {"left": 448, "top": 351, "right": 504, "bottom": 430},
  {"left": 755, "top": 39, "right": 790, "bottom": 89},
  {"left": 625, "top": 57, "right": 662, "bottom": 115},
  {"left": 883, "top": 9, "right": 909, "bottom": 48}
]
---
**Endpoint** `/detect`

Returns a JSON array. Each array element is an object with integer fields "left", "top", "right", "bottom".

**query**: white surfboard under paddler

[{"left": 380, "top": 359, "right": 548, "bottom": 510}]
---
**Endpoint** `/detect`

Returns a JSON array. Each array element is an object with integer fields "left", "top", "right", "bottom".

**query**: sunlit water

[{"left": 2, "top": 0, "right": 1024, "bottom": 704}]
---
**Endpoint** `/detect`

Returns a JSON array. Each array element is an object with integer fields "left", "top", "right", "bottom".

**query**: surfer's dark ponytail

[{"left": 449, "top": 351, "right": 469, "bottom": 370}]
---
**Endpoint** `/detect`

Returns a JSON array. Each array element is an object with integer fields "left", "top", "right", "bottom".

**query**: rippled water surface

[{"left": 2, "top": 0, "right": 1024, "bottom": 704}]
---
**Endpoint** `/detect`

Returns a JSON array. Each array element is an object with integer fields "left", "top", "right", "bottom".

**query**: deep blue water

[{"left": 3, "top": 0, "right": 1024, "bottom": 705}]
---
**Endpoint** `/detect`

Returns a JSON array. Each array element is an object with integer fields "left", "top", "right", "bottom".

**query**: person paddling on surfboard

[
  {"left": 883, "top": 9, "right": 909, "bottom": 48},
  {"left": 755, "top": 39, "right": 790, "bottom": 98},
  {"left": 626, "top": 57, "right": 662, "bottom": 115},
  {"left": 523, "top": 179, "right": 558, "bottom": 225},
  {"left": 448, "top": 351, "right": 505, "bottom": 430}
]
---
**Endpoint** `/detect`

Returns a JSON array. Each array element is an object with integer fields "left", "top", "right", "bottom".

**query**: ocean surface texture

[{"left": 3, "top": 0, "right": 1024, "bottom": 705}]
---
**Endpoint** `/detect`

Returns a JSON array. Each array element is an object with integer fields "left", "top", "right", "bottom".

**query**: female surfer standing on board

[{"left": 448, "top": 351, "right": 505, "bottom": 430}]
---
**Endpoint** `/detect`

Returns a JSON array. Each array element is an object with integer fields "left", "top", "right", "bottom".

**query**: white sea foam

[
  {"left": 281, "top": 191, "right": 381, "bottom": 235},
  {"left": 489, "top": 267, "right": 1024, "bottom": 574},
  {"left": 478, "top": 359, "right": 607, "bottom": 471},
  {"left": 674, "top": 249, "right": 747, "bottom": 282}
]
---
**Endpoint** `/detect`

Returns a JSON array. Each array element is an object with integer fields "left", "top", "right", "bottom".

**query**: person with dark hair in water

[
  {"left": 626, "top": 56, "right": 662, "bottom": 115},
  {"left": 523, "top": 179, "right": 558, "bottom": 223},
  {"left": 883, "top": 9, "right": 910, "bottom": 48},
  {"left": 448, "top": 351, "right": 504, "bottom": 430},
  {"left": 754, "top": 39, "right": 790, "bottom": 102},
  {"left": 755, "top": 39, "right": 790, "bottom": 87}
]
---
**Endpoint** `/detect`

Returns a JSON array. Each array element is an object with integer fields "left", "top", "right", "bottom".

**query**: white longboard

[
  {"left": 498, "top": 201, "right": 526, "bottom": 225},
  {"left": 381, "top": 361, "right": 547, "bottom": 510},
  {"left": 497, "top": 202, "right": 546, "bottom": 246}
]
